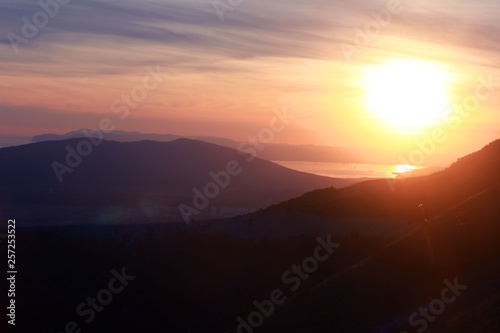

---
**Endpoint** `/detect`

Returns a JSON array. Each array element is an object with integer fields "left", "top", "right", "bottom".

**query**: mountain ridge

[{"left": 0, "top": 137, "right": 358, "bottom": 225}]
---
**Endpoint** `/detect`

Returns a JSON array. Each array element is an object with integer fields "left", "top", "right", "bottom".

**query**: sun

[{"left": 361, "top": 59, "right": 452, "bottom": 132}]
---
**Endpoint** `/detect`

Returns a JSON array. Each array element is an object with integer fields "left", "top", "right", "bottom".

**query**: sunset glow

[{"left": 2, "top": 1, "right": 500, "bottom": 331}]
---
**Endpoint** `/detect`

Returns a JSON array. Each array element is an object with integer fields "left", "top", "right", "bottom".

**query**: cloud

[
  {"left": 1, "top": 0, "right": 499, "bottom": 147},
  {"left": 2, "top": 0, "right": 499, "bottom": 75},
  {"left": 0, "top": 0, "right": 356, "bottom": 73}
]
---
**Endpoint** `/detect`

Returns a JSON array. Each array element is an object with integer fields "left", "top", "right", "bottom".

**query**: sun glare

[
  {"left": 361, "top": 59, "right": 452, "bottom": 132},
  {"left": 394, "top": 164, "right": 417, "bottom": 174}
]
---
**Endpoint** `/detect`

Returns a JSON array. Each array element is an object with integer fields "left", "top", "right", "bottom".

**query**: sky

[{"left": 1, "top": 0, "right": 500, "bottom": 163}]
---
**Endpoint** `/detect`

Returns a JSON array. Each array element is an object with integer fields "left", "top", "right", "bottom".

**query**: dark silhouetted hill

[{"left": 0, "top": 138, "right": 357, "bottom": 225}]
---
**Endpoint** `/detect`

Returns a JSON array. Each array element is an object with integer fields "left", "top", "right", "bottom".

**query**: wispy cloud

[{"left": 0, "top": 0, "right": 499, "bottom": 148}]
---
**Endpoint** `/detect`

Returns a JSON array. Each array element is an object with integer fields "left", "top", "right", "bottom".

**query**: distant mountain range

[
  {"left": 31, "top": 129, "right": 370, "bottom": 163},
  {"left": 0, "top": 135, "right": 32, "bottom": 148},
  {"left": 0, "top": 129, "right": 457, "bottom": 166},
  {"left": 0, "top": 138, "right": 358, "bottom": 225}
]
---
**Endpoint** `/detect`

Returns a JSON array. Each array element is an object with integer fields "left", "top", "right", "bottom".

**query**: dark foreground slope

[
  {"left": 253, "top": 183, "right": 500, "bottom": 333},
  {"left": 242, "top": 139, "right": 500, "bottom": 332},
  {"left": 5, "top": 180, "right": 499, "bottom": 332}
]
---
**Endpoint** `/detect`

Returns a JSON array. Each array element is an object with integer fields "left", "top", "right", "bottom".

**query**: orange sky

[{"left": 1, "top": 0, "right": 499, "bottom": 164}]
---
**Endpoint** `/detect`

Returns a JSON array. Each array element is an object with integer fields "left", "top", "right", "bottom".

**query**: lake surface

[{"left": 273, "top": 161, "right": 424, "bottom": 179}]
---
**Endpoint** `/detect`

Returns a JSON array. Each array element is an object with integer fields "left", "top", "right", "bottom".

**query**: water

[{"left": 273, "top": 161, "right": 423, "bottom": 179}]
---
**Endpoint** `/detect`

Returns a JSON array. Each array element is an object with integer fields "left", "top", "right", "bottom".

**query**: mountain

[
  {"left": 31, "top": 129, "right": 460, "bottom": 165},
  {"left": 32, "top": 129, "right": 238, "bottom": 147},
  {"left": 31, "top": 129, "right": 372, "bottom": 163},
  {"left": 32, "top": 129, "right": 184, "bottom": 144},
  {"left": 0, "top": 138, "right": 357, "bottom": 225},
  {"left": 251, "top": 181, "right": 500, "bottom": 333},
  {"left": 8, "top": 139, "right": 500, "bottom": 333},
  {"left": 244, "top": 139, "right": 500, "bottom": 333},
  {"left": 160, "top": 139, "right": 500, "bottom": 332},
  {"left": 0, "top": 135, "right": 32, "bottom": 148},
  {"left": 257, "top": 139, "right": 500, "bottom": 220}
]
